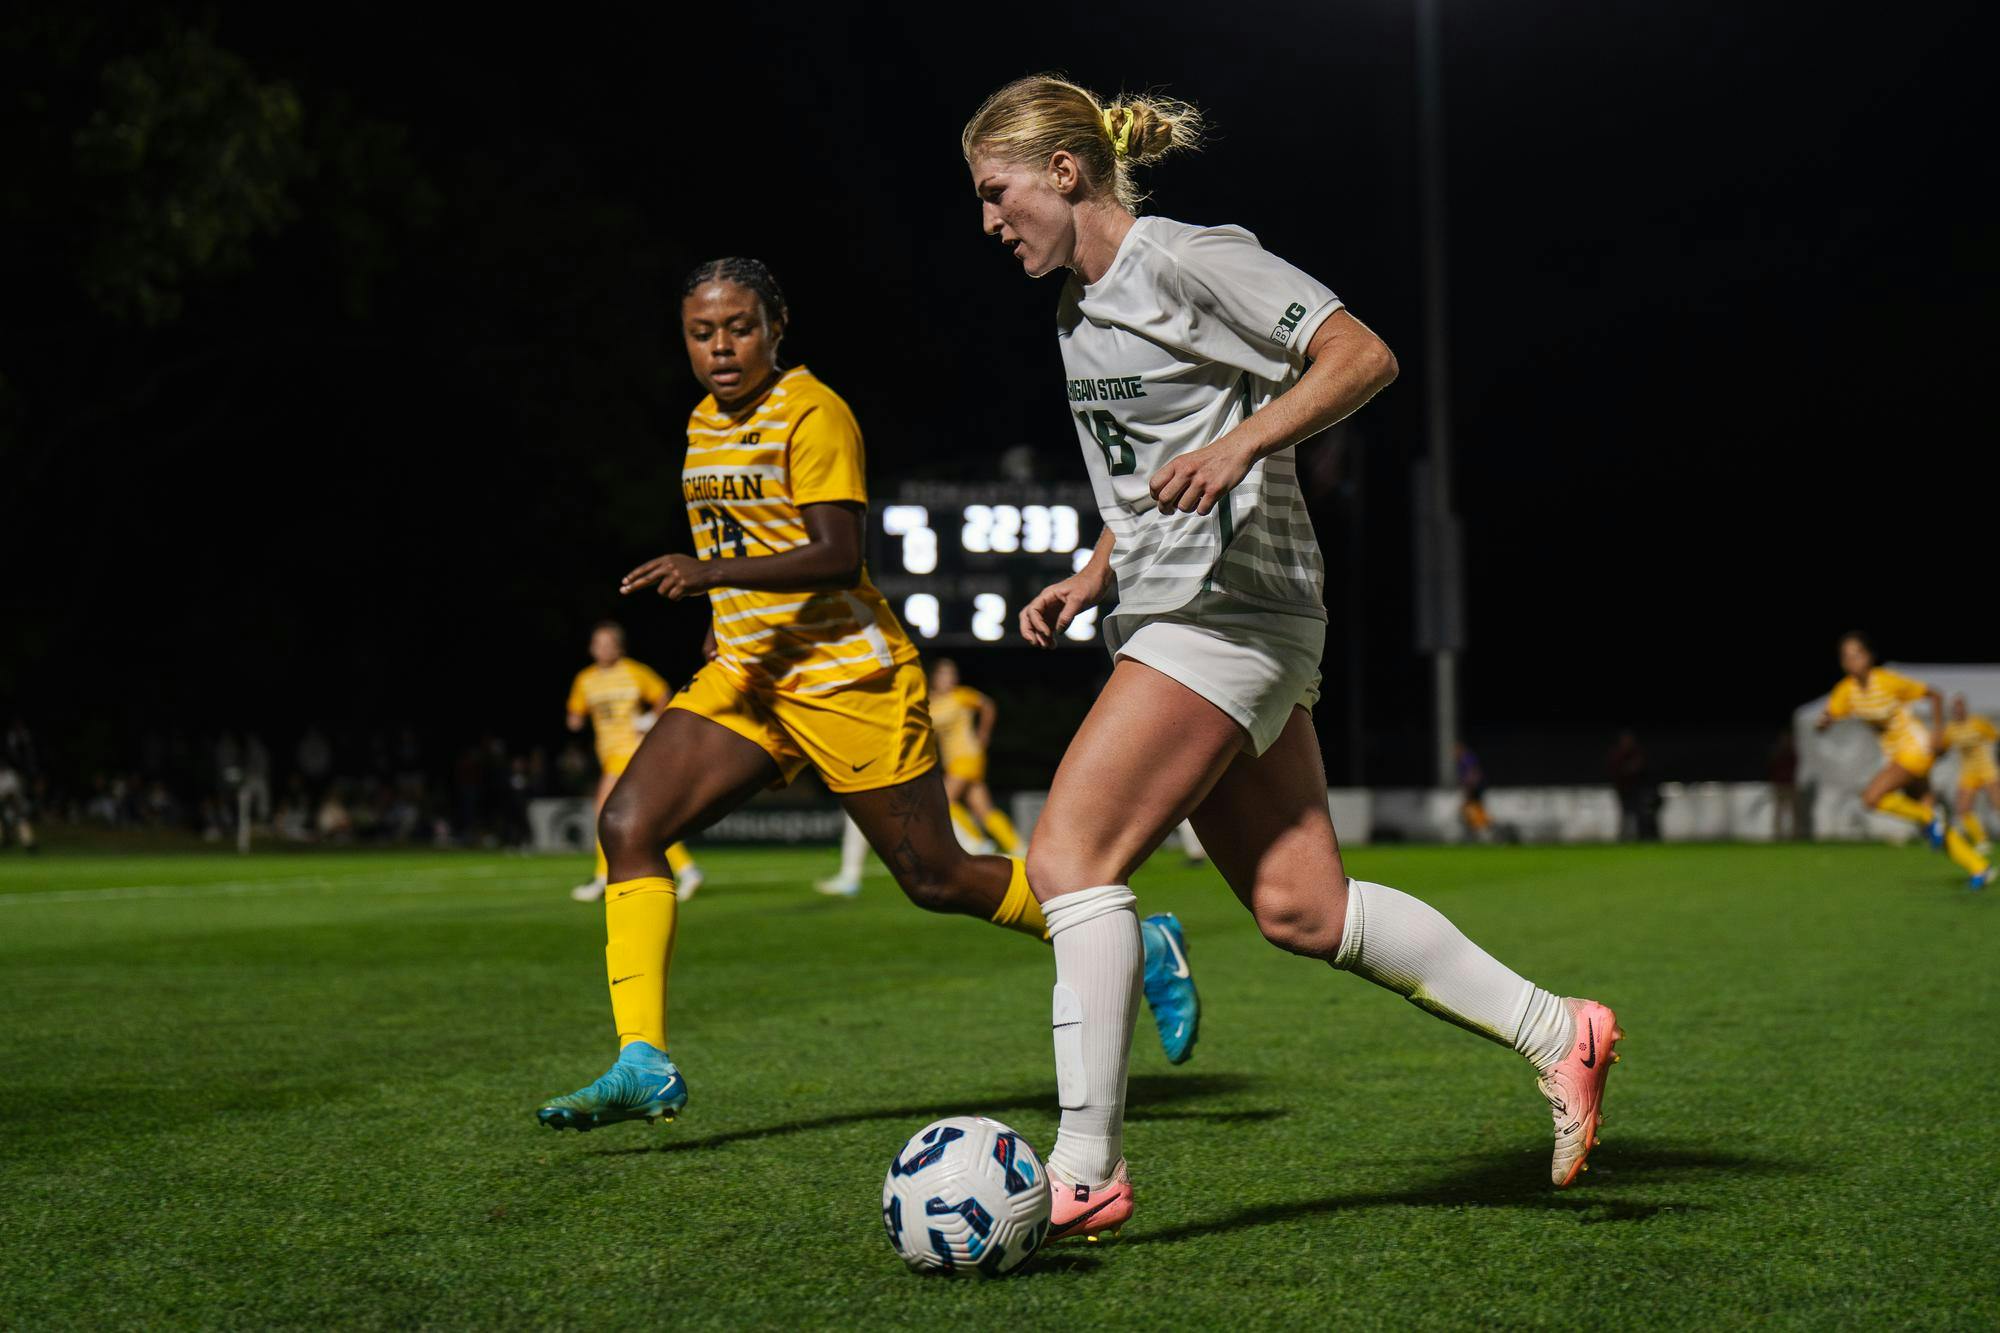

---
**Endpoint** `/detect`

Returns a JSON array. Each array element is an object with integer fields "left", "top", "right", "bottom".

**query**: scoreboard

[{"left": 867, "top": 481, "right": 1104, "bottom": 647}]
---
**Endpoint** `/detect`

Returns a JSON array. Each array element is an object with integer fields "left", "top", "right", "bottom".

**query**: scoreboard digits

[{"left": 869, "top": 483, "right": 1103, "bottom": 647}]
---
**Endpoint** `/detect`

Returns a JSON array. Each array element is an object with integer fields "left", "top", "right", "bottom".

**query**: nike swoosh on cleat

[
  {"left": 1052, "top": 1197, "right": 1120, "bottom": 1237},
  {"left": 1581, "top": 1019, "right": 1597, "bottom": 1069},
  {"left": 1157, "top": 927, "right": 1191, "bottom": 980}
]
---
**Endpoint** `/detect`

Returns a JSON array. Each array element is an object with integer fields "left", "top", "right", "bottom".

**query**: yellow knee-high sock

[
  {"left": 950, "top": 801, "right": 986, "bottom": 847},
  {"left": 1874, "top": 791, "right": 1932, "bottom": 827},
  {"left": 1961, "top": 811, "right": 1987, "bottom": 846},
  {"left": 988, "top": 858, "right": 1048, "bottom": 940},
  {"left": 605, "top": 876, "right": 678, "bottom": 1051},
  {"left": 665, "top": 842, "right": 695, "bottom": 876},
  {"left": 593, "top": 842, "right": 609, "bottom": 882},
  {"left": 1943, "top": 827, "right": 1990, "bottom": 877},
  {"left": 981, "top": 808, "right": 1021, "bottom": 854}
]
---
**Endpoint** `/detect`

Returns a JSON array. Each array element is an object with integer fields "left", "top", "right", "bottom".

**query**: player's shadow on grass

[
  {"left": 1123, "top": 1139, "right": 1794, "bottom": 1244},
  {"left": 579, "top": 1072, "right": 1283, "bottom": 1157}
]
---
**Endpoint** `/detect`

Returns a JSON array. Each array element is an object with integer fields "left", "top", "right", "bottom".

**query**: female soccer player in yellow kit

[
  {"left": 928, "top": 657, "right": 1021, "bottom": 853},
  {"left": 536, "top": 258, "right": 1194, "bottom": 1131},
  {"left": 564, "top": 621, "right": 701, "bottom": 903},
  {"left": 1816, "top": 632, "right": 1994, "bottom": 888},
  {"left": 1941, "top": 694, "right": 2000, "bottom": 859}
]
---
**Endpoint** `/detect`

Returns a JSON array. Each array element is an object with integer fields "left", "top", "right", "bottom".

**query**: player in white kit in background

[{"left": 962, "top": 74, "right": 1622, "bottom": 1242}]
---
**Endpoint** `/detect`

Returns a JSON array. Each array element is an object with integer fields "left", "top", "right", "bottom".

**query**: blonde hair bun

[
  {"left": 1103, "top": 95, "right": 1202, "bottom": 166},
  {"left": 963, "top": 74, "right": 1205, "bottom": 211}
]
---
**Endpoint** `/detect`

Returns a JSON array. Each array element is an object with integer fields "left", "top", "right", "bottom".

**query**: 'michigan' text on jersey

[{"left": 682, "top": 366, "right": 917, "bottom": 695}]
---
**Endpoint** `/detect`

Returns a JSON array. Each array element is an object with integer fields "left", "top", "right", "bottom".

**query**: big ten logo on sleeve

[{"left": 1270, "top": 301, "right": 1308, "bottom": 346}]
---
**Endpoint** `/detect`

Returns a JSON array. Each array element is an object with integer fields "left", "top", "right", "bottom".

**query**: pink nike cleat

[
  {"left": 1048, "top": 1159, "right": 1134, "bottom": 1242},
  {"left": 1538, "top": 998, "right": 1622, "bottom": 1188}
]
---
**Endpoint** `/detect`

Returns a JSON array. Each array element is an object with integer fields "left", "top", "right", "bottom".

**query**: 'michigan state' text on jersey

[{"left": 1059, "top": 217, "right": 1343, "bottom": 621}]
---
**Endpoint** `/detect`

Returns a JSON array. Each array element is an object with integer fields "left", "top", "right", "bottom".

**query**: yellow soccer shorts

[
  {"left": 601, "top": 749, "right": 635, "bottom": 779},
  {"left": 943, "top": 749, "right": 987, "bottom": 783},
  {"left": 669, "top": 659, "right": 939, "bottom": 794},
  {"left": 1889, "top": 742, "right": 1935, "bottom": 779},
  {"left": 1960, "top": 758, "right": 1999, "bottom": 791}
]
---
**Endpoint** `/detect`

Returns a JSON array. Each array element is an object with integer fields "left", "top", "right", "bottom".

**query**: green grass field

[{"left": 2, "top": 842, "right": 1995, "bottom": 1329}]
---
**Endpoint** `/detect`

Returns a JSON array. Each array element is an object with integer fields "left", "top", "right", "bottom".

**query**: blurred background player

[
  {"left": 814, "top": 813, "right": 874, "bottom": 898},
  {"left": 1941, "top": 694, "right": 1999, "bottom": 859},
  {"left": 565, "top": 622, "right": 703, "bottom": 903},
  {"left": 1607, "top": 730, "right": 1658, "bottom": 842},
  {"left": 1453, "top": 740, "right": 1493, "bottom": 842},
  {"left": 537, "top": 257, "right": 1196, "bottom": 1133},
  {"left": 928, "top": 657, "right": 1020, "bottom": 854},
  {"left": 0, "top": 759, "right": 34, "bottom": 852},
  {"left": 1814, "top": 631, "right": 1992, "bottom": 888},
  {"left": 0, "top": 716, "right": 39, "bottom": 852}
]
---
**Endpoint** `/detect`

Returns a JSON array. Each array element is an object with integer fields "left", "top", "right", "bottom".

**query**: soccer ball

[{"left": 881, "top": 1115, "right": 1051, "bottom": 1277}]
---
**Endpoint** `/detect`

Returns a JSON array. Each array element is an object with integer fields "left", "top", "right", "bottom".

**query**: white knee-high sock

[
  {"left": 837, "top": 815, "right": 868, "bottom": 881},
  {"left": 1334, "top": 879, "right": 1573, "bottom": 1073},
  {"left": 1045, "top": 884, "right": 1142, "bottom": 1186}
]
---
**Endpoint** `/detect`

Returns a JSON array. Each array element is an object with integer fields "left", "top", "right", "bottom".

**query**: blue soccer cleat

[
  {"left": 1972, "top": 867, "right": 1994, "bottom": 892},
  {"left": 1140, "top": 912, "right": 1199, "bottom": 1065},
  {"left": 1927, "top": 806, "right": 1948, "bottom": 851},
  {"left": 536, "top": 1041, "right": 688, "bottom": 1132}
]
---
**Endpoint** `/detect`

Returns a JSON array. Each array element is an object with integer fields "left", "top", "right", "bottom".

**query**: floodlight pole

[{"left": 1416, "top": 0, "right": 1460, "bottom": 791}]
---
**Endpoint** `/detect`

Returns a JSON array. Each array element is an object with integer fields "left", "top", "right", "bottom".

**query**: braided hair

[{"left": 681, "top": 257, "right": 789, "bottom": 333}]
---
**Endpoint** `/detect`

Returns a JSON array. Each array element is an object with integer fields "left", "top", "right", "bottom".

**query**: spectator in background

[
  {"left": 243, "top": 733, "right": 272, "bottom": 827},
  {"left": 1454, "top": 741, "right": 1493, "bottom": 842},
  {"left": 1767, "top": 728, "right": 1799, "bottom": 841},
  {"left": 214, "top": 732, "right": 242, "bottom": 796},
  {"left": 296, "top": 725, "right": 332, "bottom": 802},
  {"left": 0, "top": 757, "right": 34, "bottom": 851},
  {"left": 453, "top": 743, "right": 484, "bottom": 843},
  {"left": 85, "top": 773, "right": 119, "bottom": 825},
  {"left": 275, "top": 774, "right": 314, "bottom": 843},
  {"left": 5, "top": 717, "right": 41, "bottom": 792},
  {"left": 1608, "top": 730, "right": 1657, "bottom": 841},
  {"left": 1, "top": 716, "right": 39, "bottom": 850},
  {"left": 316, "top": 782, "right": 354, "bottom": 843},
  {"left": 556, "top": 741, "right": 592, "bottom": 797}
]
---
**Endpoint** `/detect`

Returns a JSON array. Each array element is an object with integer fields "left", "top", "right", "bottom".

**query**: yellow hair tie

[{"left": 1101, "top": 106, "right": 1135, "bottom": 158}]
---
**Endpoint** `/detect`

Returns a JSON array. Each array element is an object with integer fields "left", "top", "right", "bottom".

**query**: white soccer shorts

[{"left": 1102, "top": 590, "right": 1324, "bottom": 756}]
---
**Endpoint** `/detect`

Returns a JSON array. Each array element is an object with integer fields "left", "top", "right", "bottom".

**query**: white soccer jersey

[{"left": 1058, "top": 216, "right": 1343, "bottom": 620}]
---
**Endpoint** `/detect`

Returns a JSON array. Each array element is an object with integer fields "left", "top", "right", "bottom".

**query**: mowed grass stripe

[{"left": 0, "top": 858, "right": 869, "bottom": 906}]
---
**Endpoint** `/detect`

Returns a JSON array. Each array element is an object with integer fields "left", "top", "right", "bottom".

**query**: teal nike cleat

[
  {"left": 1140, "top": 912, "right": 1199, "bottom": 1065},
  {"left": 536, "top": 1041, "right": 688, "bottom": 1132}
]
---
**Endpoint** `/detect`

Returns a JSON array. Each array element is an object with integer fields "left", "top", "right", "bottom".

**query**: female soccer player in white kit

[{"left": 962, "top": 75, "right": 1621, "bottom": 1241}]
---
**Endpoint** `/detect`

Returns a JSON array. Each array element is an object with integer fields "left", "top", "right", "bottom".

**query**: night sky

[{"left": 2, "top": 1, "right": 1990, "bottom": 786}]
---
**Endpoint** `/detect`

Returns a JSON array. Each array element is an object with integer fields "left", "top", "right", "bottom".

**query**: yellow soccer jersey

[
  {"left": 683, "top": 365, "right": 917, "bottom": 695},
  {"left": 567, "top": 658, "right": 670, "bottom": 765},
  {"left": 1943, "top": 715, "right": 1999, "bottom": 784},
  {"left": 1826, "top": 668, "right": 1932, "bottom": 760},
  {"left": 930, "top": 686, "right": 989, "bottom": 763}
]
